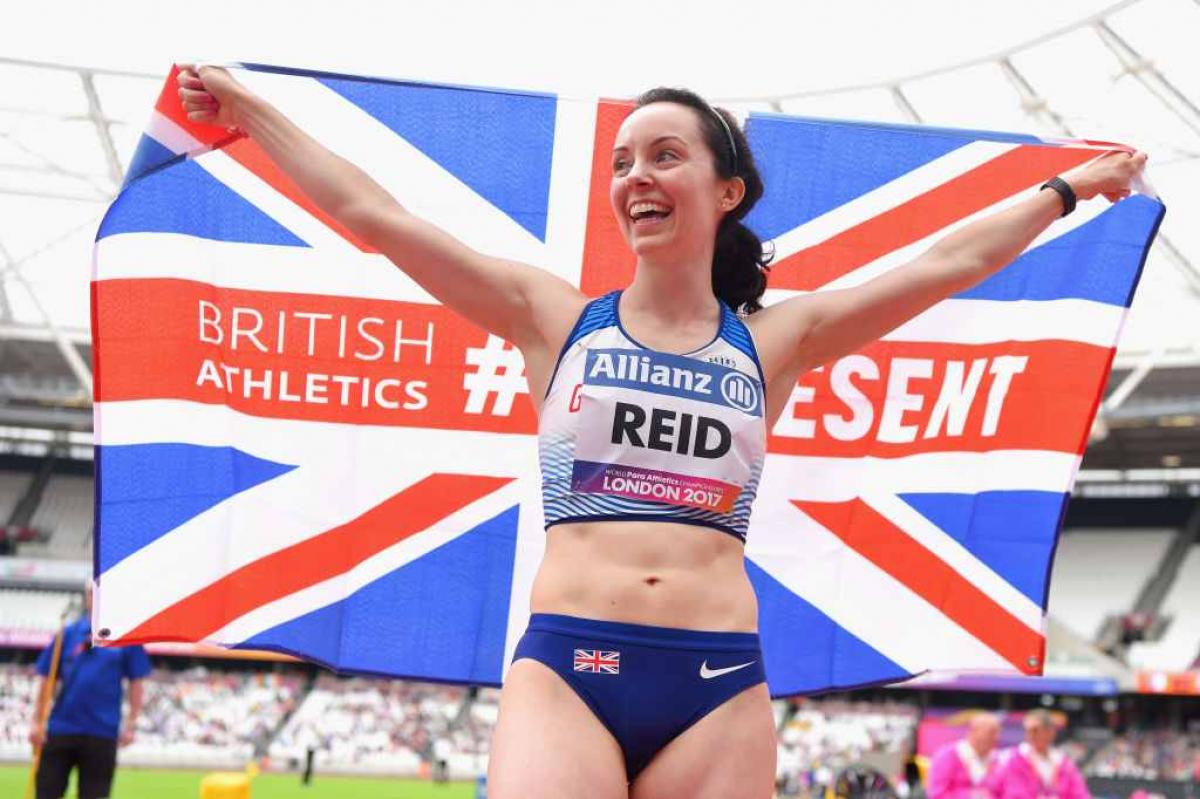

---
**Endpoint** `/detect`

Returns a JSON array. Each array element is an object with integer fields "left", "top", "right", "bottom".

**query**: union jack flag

[
  {"left": 574, "top": 649, "right": 621, "bottom": 675},
  {"left": 91, "top": 63, "right": 1163, "bottom": 696}
]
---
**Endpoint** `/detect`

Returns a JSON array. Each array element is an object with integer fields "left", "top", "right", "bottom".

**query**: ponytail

[{"left": 713, "top": 218, "right": 771, "bottom": 314}]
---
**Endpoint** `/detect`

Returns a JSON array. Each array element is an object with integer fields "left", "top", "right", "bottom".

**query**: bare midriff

[{"left": 529, "top": 519, "right": 759, "bottom": 633}]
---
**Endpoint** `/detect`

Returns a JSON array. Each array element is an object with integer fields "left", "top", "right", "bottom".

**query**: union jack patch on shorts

[{"left": 573, "top": 648, "right": 620, "bottom": 674}]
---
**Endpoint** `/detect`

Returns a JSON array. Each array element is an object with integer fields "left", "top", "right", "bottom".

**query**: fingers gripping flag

[{"left": 92, "top": 64, "right": 1163, "bottom": 696}]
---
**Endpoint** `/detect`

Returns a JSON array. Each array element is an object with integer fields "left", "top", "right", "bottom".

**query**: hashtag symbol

[{"left": 463, "top": 335, "right": 529, "bottom": 416}]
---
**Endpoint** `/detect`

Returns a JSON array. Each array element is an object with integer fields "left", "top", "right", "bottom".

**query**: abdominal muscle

[{"left": 528, "top": 519, "right": 760, "bottom": 633}]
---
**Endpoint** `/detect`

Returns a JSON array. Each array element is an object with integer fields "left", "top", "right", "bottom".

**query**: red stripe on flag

[
  {"left": 794, "top": 498, "right": 1043, "bottom": 674},
  {"left": 120, "top": 473, "right": 513, "bottom": 643},
  {"left": 580, "top": 100, "right": 636, "bottom": 296},
  {"left": 92, "top": 279, "right": 538, "bottom": 435},
  {"left": 769, "top": 145, "right": 1102, "bottom": 291},
  {"left": 768, "top": 338, "right": 1113, "bottom": 458},
  {"left": 154, "top": 69, "right": 373, "bottom": 252},
  {"left": 220, "top": 137, "right": 378, "bottom": 252}
]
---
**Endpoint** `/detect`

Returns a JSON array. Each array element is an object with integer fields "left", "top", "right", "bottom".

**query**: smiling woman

[
  {"left": 614, "top": 88, "right": 772, "bottom": 317},
  {"left": 176, "top": 63, "right": 1144, "bottom": 799}
]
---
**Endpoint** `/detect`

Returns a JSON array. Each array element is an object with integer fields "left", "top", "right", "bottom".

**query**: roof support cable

[
  {"left": 0, "top": 239, "right": 93, "bottom": 399},
  {"left": 890, "top": 85, "right": 923, "bottom": 124},
  {"left": 998, "top": 57, "right": 1200, "bottom": 300},
  {"left": 79, "top": 71, "right": 125, "bottom": 188},
  {"left": 1093, "top": 20, "right": 1200, "bottom": 138}
]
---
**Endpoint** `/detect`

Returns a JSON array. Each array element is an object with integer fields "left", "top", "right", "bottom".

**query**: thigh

[
  {"left": 35, "top": 735, "right": 76, "bottom": 799},
  {"left": 487, "top": 659, "right": 628, "bottom": 799},
  {"left": 75, "top": 736, "right": 117, "bottom": 799},
  {"left": 631, "top": 683, "right": 776, "bottom": 799}
]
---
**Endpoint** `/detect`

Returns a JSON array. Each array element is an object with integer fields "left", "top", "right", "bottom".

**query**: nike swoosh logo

[{"left": 699, "top": 659, "right": 757, "bottom": 679}]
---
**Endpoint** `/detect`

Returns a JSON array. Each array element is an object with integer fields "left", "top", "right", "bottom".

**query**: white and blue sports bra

[{"left": 539, "top": 291, "right": 767, "bottom": 543}]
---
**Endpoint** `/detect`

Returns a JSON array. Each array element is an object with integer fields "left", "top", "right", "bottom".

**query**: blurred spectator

[
  {"left": 1120, "top": 612, "right": 1152, "bottom": 646},
  {"left": 29, "top": 585, "right": 151, "bottom": 799},
  {"left": 928, "top": 713, "right": 1002, "bottom": 799},
  {"left": 994, "top": 710, "right": 1089, "bottom": 799}
]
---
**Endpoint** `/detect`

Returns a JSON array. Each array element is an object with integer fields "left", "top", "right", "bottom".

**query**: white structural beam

[
  {"left": 713, "top": 0, "right": 1146, "bottom": 103},
  {"left": 79, "top": 72, "right": 125, "bottom": 187},
  {"left": 1093, "top": 20, "right": 1200, "bottom": 138},
  {"left": 0, "top": 238, "right": 93, "bottom": 399},
  {"left": 890, "top": 85, "right": 923, "bottom": 124},
  {"left": 996, "top": 55, "right": 1200, "bottom": 298}
]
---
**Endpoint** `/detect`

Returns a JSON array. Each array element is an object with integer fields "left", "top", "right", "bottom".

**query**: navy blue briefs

[{"left": 512, "top": 613, "right": 766, "bottom": 780}]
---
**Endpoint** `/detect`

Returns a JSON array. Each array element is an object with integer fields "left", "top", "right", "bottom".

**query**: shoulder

[
  {"left": 524, "top": 278, "right": 591, "bottom": 345},
  {"left": 65, "top": 620, "right": 90, "bottom": 645},
  {"left": 742, "top": 293, "right": 822, "bottom": 383},
  {"left": 1059, "top": 754, "right": 1083, "bottom": 774},
  {"left": 122, "top": 645, "right": 153, "bottom": 672},
  {"left": 528, "top": 287, "right": 595, "bottom": 352},
  {"left": 931, "top": 743, "right": 958, "bottom": 763},
  {"left": 996, "top": 747, "right": 1021, "bottom": 769},
  {"left": 742, "top": 293, "right": 816, "bottom": 345}
]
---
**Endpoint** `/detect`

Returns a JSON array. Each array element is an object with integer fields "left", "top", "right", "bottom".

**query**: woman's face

[{"left": 609, "top": 102, "right": 736, "bottom": 262}]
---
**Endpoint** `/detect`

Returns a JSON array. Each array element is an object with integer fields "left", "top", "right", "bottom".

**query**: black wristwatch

[{"left": 1040, "top": 176, "right": 1077, "bottom": 217}]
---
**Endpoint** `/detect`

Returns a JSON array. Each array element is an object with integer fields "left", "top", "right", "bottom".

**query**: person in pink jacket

[
  {"left": 929, "top": 713, "right": 1003, "bottom": 799},
  {"left": 995, "top": 710, "right": 1090, "bottom": 799}
]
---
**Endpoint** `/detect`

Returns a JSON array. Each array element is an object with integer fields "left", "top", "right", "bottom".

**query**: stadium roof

[{"left": 1, "top": 0, "right": 1198, "bottom": 472}]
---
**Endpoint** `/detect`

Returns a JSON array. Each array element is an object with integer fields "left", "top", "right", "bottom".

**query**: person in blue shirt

[{"left": 29, "top": 584, "right": 151, "bottom": 799}]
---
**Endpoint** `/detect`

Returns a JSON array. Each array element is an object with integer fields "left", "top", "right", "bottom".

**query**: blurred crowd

[
  {"left": 130, "top": 666, "right": 304, "bottom": 763},
  {"left": 775, "top": 699, "right": 920, "bottom": 797},
  {"left": 0, "top": 664, "right": 303, "bottom": 766},
  {"left": 1086, "top": 729, "right": 1200, "bottom": 781},
  {"left": 0, "top": 665, "right": 40, "bottom": 755},
  {"left": 269, "top": 673, "right": 467, "bottom": 774},
  {"left": 4, "top": 660, "right": 1198, "bottom": 788}
]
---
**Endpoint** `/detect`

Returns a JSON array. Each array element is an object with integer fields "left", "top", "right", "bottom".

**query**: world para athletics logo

[{"left": 720, "top": 371, "right": 761, "bottom": 414}]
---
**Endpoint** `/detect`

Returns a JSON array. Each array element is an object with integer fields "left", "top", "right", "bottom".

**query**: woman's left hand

[{"left": 1063, "top": 150, "right": 1148, "bottom": 203}]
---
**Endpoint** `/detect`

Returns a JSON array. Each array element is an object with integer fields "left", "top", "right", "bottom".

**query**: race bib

[{"left": 570, "top": 348, "right": 763, "bottom": 513}]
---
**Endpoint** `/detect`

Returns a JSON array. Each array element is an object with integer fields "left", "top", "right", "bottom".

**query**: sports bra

[{"left": 538, "top": 291, "right": 767, "bottom": 543}]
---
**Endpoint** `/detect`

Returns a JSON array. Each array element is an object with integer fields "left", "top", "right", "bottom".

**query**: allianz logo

[
  {"left": 588, "top": 351, "right": 715, "bottom": 394},
  {"left": 587, "top": 351, "right": 759, "bottom": 413}
]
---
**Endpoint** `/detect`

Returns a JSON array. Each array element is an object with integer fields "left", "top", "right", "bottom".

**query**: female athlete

[{"left": 178, "top": 66, "right": 1144, "bottom": 798}]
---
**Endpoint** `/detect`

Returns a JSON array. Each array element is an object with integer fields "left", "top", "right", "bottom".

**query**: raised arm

[
  {"left": 178, "top": 66, "right": 585, "bottom": 356},
  {"left": 749, "top": 151, "right": 1146, "bottom": 419}
]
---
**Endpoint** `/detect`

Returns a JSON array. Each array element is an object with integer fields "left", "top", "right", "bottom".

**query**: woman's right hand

[{"left": 176, "top": 64, "right": 247, "bottom": 131}]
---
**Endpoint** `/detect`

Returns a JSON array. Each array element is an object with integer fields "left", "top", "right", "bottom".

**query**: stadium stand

[
  {"left": 269, "top": 674, "right": 466, "bottom": 777},
  {"left": 1046, "top": 529, "right": 1175, "bottom": 642},
  {"left": 775, "top": 699, "right": 919, "bottom": 795},
  {"left": 126, "top": 666, "right": 305, "bottom": 769},
  {"left": 0, "top": 665, "right": 40, "bottom": 761},
  {"left": 457, "top": 687, "right": 499, "bottom": 766},
  {"left": 0, "top": 471, "right": 32, "bottom": 522},
  {"left": 0, "top": 588, "right": 74, "bottom": 636},
  {"left": 0, "top": 663, "right": 304, "bottom": 769},
  {"left": 4, "top": 656, "right": 1198, "bottom": 793},
  {"left": 18, "top": 475, "right": 93, "bottom": 559},
  {"left": 1127, "top": 545, "right": 1200, "bottom": 671},
  {"left": 1086, "top": 729, "right": 1200, "bottom": 781}
]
